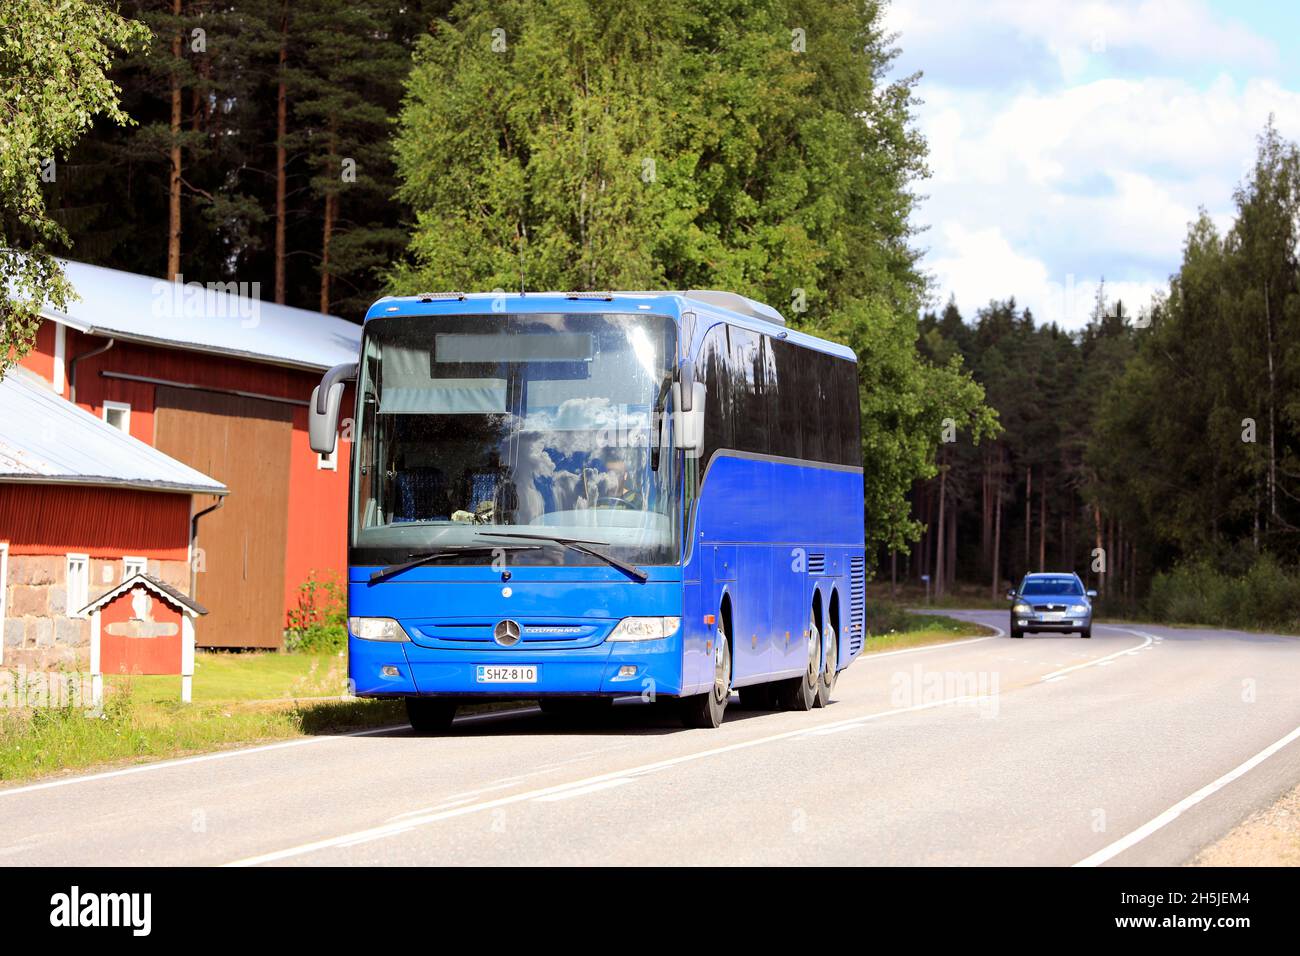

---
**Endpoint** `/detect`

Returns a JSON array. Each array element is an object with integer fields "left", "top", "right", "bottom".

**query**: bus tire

[
  {"left": 680, "top": 621, "right": 731, "bottom": 728},
  {"left": 405, "top": 697, "right": 457, "bottom": 734},
  {"left": 815, "top": 618, "right": 838, "bottom": 708},
  {"left": 778, "top": 611, "right": 820, "bottom": 712}
]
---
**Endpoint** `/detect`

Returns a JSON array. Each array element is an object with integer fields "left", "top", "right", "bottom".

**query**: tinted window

[
  {"left": 770, "top": 337, "right": 803, "bottom": 460},
  {"left": 799, "top": 348, "right": 825, "bottom": 462},
  {"left": 700, "top": 324, "right": 731, "bottom": 468},
  {"left": 730, "top": 325, "right": 764, "bottom": 453}
]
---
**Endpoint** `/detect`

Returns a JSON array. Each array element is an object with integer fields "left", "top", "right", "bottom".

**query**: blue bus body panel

[
  {"left": 682, "top": 454, "right": 865, "bottom": 696},
  {"left": 349, "top": 567, "right": 684, "bottom": 698}
]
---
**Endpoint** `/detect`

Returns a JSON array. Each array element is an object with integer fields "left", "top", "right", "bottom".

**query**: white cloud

[{"left": 891, "top": 0, "right": 1300, "bottom": 330}]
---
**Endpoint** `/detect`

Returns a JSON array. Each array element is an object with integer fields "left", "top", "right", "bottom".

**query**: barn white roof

[
  {"left": 42, "top": 259, "right": 361, "bottom": 372},
  {"left": 0, "top": 370, "right": 227, "bottom": 496}
]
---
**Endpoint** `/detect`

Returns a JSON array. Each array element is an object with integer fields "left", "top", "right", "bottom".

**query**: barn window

[
  {"left": 102, "top": 400, "right": 131, "bottom": 434},
  {"left": 66, "top": 554, "right": 89, "bottom": 618}
]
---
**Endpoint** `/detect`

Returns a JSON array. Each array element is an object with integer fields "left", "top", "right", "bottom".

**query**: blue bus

[{"left": 309, "top": 290, "right": 866, "bottom": 730}]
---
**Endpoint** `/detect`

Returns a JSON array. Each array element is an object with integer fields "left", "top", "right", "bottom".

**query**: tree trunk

[
  {"left": 275, "top": 7, "right": 288, "bottom": 305},
  {"left": 319, "top": 124, "right": 337, "bottom": 314},
  {"left": 1093, "top": 503, "right": 1104, "bottom": 598},
  {"left": 167, "top": 0, "right": 183, "bottom": 281},
  {"left": 946, "top": 487, "right": 957, "bottom": 592},
  {"left": 935, "top": 464, "right": 948, "bottom": 599},
  {"left": 1038, "top": 470, "right": 1047, "bottom": 571},
  {"left": 1024, "top": 465, "right": 1032, "bottom": 574},
  {"left": 991, "top": 451, "right": 1003, "bottom": 599}
]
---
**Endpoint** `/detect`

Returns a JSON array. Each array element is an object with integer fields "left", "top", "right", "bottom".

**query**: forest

[
  {"left": 908, "top": 122, "right": 1300, "bottom": 625},
  {"left": 6, "top": 1, "right": 1300, "bottom": 625}
]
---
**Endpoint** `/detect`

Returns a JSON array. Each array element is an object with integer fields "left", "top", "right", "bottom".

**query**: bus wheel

[
  {"left": 405, "top": 697, "right": 457, "bottom": 734},
  {"left": 778, "top": 610, "right": 820, "bottom": 712},
  {"left": 815, "top": 618, "right": 837, "bottom": 708},
  {"left": 680, "top": 621, "right": 731, "bottom": 728}
]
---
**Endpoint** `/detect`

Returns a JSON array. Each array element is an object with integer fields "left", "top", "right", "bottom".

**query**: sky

[{"left": 882, "top": 0, "right": 1300, "bottom": 329}]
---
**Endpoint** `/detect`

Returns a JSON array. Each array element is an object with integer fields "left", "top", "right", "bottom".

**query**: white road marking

[
  {"left": 1075, "top": 722, "right": 1300, "bottom": 867},
  {"left": 0, "top": 704, "right": 541, "bottom": 800},
  {"left": 858, "top": 631, "right": 1001, "bottom": 661},
  {"left": 1037, "top": 627, "right": 1154, "bottom": 683},
  {"left": 533, "top": 779, "right": 632, "bottom": 802},
  {"left": 0, "top": 724, "right": 404, "bottom": 799},
  {"left": 223, "top": 693, "right": 986, "bottom": 867}
]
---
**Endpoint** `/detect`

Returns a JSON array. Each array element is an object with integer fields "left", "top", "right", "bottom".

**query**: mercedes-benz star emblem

[{"left": 493, "top": 619, "right": 522, "bottom": 647}]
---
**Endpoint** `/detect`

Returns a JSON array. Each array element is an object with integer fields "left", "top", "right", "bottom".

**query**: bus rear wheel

[
  {"left": 405, "top": 697, "right": 457, "bottom": 734},
  {"left": 680, "top": 621, "right": 731, "bottom": 728},
  {"left": 778, "top": 611, "right": 820, "bottom": 712},
  {"left": 815, "top": 619, "right": 838, "bottom": 708}
]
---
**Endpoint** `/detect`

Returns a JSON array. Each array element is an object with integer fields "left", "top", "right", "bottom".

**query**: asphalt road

[{"left": 5, "top": 611, "right": 1300, "bottom": 866}]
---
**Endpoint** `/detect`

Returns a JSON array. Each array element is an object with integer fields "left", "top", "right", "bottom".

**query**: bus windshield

[{"left": 350, "top": 311, "right": 679, "bottom": 567}]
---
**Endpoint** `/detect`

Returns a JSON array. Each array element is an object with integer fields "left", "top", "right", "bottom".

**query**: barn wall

[
  {"left": 1, "top": 486, "right": 192, "bottom": 669},
  {"left": 46, "top": 325, "right": 353, "bottom": 640}
]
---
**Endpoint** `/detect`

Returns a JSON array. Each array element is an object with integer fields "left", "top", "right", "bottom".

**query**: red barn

[
  {"left": 7, "top": 259, "right": 359, "bottom": 651},
  {"left": 0, "top": 368, "right": 226, "bottom": 670}
]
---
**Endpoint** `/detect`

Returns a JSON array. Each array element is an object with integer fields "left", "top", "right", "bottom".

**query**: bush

[
  {"left": 1146, "top": 555, "right": 1300, "bottom": 631},
  {"left": 284, "top": 572, "right": 348, "bottom": 652}
]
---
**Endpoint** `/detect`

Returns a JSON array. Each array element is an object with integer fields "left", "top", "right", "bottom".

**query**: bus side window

[
  {"left": 839, "top": 360, "right": 861, "bottom": 465},
  {"left": 701, "top": 324, "right": 731, "bottom": 467},
  {"left": 770, "top": 337, "right": 802, "bottom": 460},
  {"left": 730, "top": 325, "right": 763, "bottom": 454},
  {"left": 798, "top": 348, "right": 824, "bottom": 462}
]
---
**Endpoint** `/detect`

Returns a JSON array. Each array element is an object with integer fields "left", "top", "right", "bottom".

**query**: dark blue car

[{"left": 1006, "top": 572, "right": 1096, "bottom": 639}]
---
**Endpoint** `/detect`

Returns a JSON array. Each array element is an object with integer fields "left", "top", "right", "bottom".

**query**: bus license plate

[{"left": 476, "top": 664, "right": 538, "bottom": 684}]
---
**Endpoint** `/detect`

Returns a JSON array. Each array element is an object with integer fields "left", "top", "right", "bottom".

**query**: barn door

[{"left": 154, "top": 387, "right": 293, "bottom": 648}]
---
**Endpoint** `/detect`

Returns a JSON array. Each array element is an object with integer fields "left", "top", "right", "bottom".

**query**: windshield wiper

[
  {"left": 474, "top": 531, "right": 649, "bottom": 583},
  {"left": 369, "top": 545, "right": 541, "bottom": 583}
]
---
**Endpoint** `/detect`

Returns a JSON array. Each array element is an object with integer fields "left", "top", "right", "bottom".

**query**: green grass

[
  {"left": 1, "top": 611, "right": 992, "bottom": 786},
  {"left": 110, "top": 650, "right": 349, "bottom": 705},
  {"left": 861, "top": 606, "right": 993, "bottom": 654}
]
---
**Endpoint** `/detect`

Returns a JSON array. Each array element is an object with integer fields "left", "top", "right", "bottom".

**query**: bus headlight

[
  {"left": 349, "top": 617, "right": 410, "bottom": 642},
  {"left": 606, "top": 617, "right": 681, "bottom": 642}
]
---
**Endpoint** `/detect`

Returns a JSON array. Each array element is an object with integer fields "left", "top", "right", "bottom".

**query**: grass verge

[{"left": 2, "top": 610, "right": 992, "bottom": 786}]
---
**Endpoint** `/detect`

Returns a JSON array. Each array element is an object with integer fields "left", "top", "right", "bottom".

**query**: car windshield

[
  {"left": 1021, "top": 577, "right": 1084, "bottom": 596},
  {"left": 350, "top": 311, "right": 679, "bottom": 566}
]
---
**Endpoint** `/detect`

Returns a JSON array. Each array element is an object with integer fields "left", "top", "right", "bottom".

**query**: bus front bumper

[{"left": 349, "top": 635, "right": 683, "bottom": 698}]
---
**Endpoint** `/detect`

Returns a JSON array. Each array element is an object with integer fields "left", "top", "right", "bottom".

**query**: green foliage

[
  {"left": 393, "top": 0, "right": 996, "bottom": 568},
  {"left": 1090, "top": 119, "right": 1300, "bottom": 570},
  {"left": 284, "top": 571, "right": 347, "bottom": 652},
  {"left": 1146, "top": 555, "right": 1300, "bottom": 631},
  {"left": 0, "top": 0, "right": 147, "bottom": 372}
]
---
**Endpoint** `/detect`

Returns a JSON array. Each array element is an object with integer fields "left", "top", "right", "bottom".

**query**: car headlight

[
  {"left": 1012, "top": 603, "right": 1031, "bottom": 614},
  {"left": 1069, "top": 604, "right": 1088, "bottom": 615},
  {"left": 348, "top": 617, "right": 410, "bottom": 642},
  {"left": 606, "top": 616, "right": 681, "bottom": 642}
]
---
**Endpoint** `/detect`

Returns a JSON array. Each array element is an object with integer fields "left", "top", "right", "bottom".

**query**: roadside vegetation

[
  {"left": 864, "top": 601, "right": 993, "bottom": 654},
  {"left": 0, "top": 651, "right": 402, "bottom": 785}
]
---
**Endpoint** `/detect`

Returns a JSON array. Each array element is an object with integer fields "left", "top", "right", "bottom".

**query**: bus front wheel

[
  {"left": 680, "top": 622, "right": 731, "bottom": 728},
  {"left": 405, "top": 697, "right": 457, "bottom": 734}
]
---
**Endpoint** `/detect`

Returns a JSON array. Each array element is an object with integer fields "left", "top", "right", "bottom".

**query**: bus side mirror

[
  {"left": 309, "top": 362, "right": 357, "bottom": 454},
  {"left": 679, "top": 359, "right": 695, "bottom": 411},
  {"left": 672, "top": 381, "right": 705, "bottom": 453}
]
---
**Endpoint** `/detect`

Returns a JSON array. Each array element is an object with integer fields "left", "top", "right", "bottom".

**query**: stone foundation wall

[{"left": 2, "top": 554, "right": 191, "bottom": 670}]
